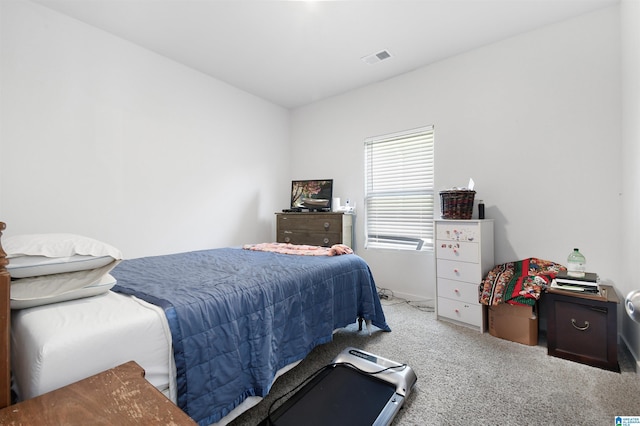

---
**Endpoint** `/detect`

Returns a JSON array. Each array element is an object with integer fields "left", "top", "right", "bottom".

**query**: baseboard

[
  {"left": 619, "top": 333, "right": 640, "bottom": 375},
  {"left": 382, "top": 289, "right": 433, "bottom": 306}
]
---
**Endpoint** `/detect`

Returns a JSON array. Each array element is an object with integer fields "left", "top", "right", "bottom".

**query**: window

[{"left": 364, "top": 125, "right": 435, "bottom": 251}]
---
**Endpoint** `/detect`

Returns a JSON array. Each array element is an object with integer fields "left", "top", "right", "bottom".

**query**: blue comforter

[{"left": 111, "top": 248, "right": 389, "bottom": 425}]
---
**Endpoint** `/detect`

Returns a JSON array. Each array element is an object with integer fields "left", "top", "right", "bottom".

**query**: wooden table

[{"left": 0, "top": 361, "right": 196, "bottom": 425}]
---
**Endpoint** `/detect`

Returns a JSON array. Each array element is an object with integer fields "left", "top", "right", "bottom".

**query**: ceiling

[{"left": 32, "top": 0, "right": 619, "bottom": 109}]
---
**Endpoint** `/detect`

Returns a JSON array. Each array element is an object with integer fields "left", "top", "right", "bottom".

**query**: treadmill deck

[{"left": 261, "top": 347, "right": 417, "bottom": 426}]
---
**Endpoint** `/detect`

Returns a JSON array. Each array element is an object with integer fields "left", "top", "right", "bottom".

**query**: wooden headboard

[{"left": 0, "top": 222, "right": 11, "bottom": 408}]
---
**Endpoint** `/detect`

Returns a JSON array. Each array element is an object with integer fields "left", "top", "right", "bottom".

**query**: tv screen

[{"left": 291, "top": 179, "right": 333, "bottom": 211}]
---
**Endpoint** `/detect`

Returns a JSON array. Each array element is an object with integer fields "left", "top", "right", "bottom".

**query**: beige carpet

[{"left": 229, "top": 297, "right": 640, "bottom": 425}]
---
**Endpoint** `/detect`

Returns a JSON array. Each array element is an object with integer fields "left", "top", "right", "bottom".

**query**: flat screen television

[{"left": 290, "top": 179, "right": 333, "bottom": 212}]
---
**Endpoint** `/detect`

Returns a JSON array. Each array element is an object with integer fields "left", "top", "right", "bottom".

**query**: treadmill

[{"left": 260, "top": 347, "right": 417, "bottom": 426}]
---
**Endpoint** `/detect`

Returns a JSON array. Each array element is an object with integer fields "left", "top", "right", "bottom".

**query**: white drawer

[
  {"left": 436, "top": 222, "right": 480, "bottom": 242},
  {"left": 437, "top": 297, "right": 484, "bottom": 328},
  {"left": 436, "top": 240, "right": 479, "bottom": 263},
  {"left": 437, "top": 278, "right": 480, "bottom": 305},
  {"left": 436, "top": 259, "right": 482, "bottom": 283}
]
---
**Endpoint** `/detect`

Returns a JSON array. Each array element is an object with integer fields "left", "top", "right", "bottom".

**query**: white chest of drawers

[{"left": 435, "top": 219, "right": 494, "bottom": 332}]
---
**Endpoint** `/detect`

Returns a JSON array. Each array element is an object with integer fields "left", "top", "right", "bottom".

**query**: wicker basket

[{"left": 440, "top": 190, "right": 476, "bottom": 219}]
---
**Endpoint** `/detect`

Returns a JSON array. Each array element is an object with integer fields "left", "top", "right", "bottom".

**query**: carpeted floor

[{"left": 229, "top": 297, "right": 640, "bottom": 425}]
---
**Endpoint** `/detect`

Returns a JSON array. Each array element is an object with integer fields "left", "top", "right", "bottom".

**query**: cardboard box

[{"left": 488, "top": 303, "right": 538, "bottom": 346}]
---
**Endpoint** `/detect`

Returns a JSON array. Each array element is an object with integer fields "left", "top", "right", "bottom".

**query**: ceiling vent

[{"left": 361, "top": 49, "right": 392, "bottom": 65}]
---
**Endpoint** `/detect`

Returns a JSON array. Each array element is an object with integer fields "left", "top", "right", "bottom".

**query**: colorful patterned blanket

[
  {"left": 479, "top": 258, "right": 565, "bottom": 306},
  {"left": 243, "top": 242, "right": 353, "bottom": 256}
]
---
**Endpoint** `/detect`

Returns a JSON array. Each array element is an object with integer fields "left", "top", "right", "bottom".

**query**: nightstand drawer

[
  {"left": 545, "top": 287, "right": 619, "bottom": 372},
  {"left": 436, "top": 240, "right": 479, "bottom": 263},
  {"left": 437, "top": 278, "right": 480, "bottom": 305},
  {"left": 436, "top": 259, "right": 482, "bottom": 283},
  {"left": 552, "top": 300, "right": 609, "bottom": 361}
]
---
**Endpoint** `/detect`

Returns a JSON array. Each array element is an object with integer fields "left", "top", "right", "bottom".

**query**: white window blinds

[{"left": 364, "top": 125, "right": 435, "bottom": 251}]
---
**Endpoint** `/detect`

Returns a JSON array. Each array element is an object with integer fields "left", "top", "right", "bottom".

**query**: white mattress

[
  {"left": 11, "top": 291, "right": 176, "bottom": 402},
  {"left": 11, "top": 290, "right": 307, "bottom": 425}
]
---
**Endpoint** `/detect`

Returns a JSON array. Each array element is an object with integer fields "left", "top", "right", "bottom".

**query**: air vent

[{"left": 361, "top": 49, "right": 392, "bottom": 65}]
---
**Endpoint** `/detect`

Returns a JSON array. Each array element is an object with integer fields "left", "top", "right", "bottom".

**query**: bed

[{"left": 0, "top": 223, "right": 390, "bottom": 425}]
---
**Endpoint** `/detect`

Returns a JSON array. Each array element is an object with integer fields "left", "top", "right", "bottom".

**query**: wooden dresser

[
  {"left": 435, "top": 219, "right": 494, "bottom": 332},
  {"left": 276, "top": 212, "right": 353, "bottom": 247},
  {"left": 545, "top": 285, "right": 619, "bottom": 372},
  {"left": 0, "top": 361, "right": 196, "bottom": 425}
]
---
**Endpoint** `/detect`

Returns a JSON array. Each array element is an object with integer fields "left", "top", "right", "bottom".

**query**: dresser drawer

[
  {"left": 436, "top": 240, "right": 479, "bottom": 263},
  {"left": 436, "top": 259, "right": 482, "bottom": 283},
  {"left": 437, "top": 278, "right": 480, "bottom": 305},
  {"left": 437, "top": 297, "right": 484, "bottom": 328},
  {"left": 278, "top": 214, "right": 342, "bottom": 233},
  {"left": 277, "top": 231, "right": 341, "bottom": 247},
  {"left": 436, "top": 222, "right": 481, "bottom": 242}
]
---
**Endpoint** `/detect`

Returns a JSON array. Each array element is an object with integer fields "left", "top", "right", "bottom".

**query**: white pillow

[
  {"left": 10, "top": 273, "right": 117, "bottom": 310},
  {"left": 4, "top": 233, "right": 123, "bottom": 278},
  {"left": 8, "top": 255, "right": 116, "bottom": 279},
  {"left": 10, "top": 261, "right": 119, "bottom": 309}
]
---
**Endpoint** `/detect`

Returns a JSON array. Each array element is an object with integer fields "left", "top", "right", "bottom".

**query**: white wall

[
  {"left": 291, "top": 6, "right": 622, "bottom": 302},
  {"left": 620, "top": 0, "right": 640, "bottom": 365},
  {"left": 2, "top": 1, "right": 635, "bottom": 354},
  {"left": 0, "top": 0, "right": 291, "bottom": 258}
]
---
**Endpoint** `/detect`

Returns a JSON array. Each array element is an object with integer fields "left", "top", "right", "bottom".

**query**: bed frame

[{"left": 0, "top": 222, "right": 11, "bottom": 408}]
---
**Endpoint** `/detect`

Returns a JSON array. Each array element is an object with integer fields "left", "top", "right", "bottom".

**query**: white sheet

[{"left": 11, "top": 290, "right": 175, "bottom": 401}]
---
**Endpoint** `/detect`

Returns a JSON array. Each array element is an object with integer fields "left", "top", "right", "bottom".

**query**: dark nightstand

[{"left": 545, "top": 284, "right": 619, "bottom": 372}]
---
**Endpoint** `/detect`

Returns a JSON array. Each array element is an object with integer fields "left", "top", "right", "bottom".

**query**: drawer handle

[
  {"left": 454, "top": 288, "right": 460, "bottom": 293},
  {"left": 323, "top": 237, "right": 329, "bottom": 244},
  {"left": 571, "top": 318, "right": 590, "bottom": 331},
  {"left": 454, "top": 309, "right": 460, "bottom": 313},
  {"left": 324, "top": 222, "right": 330, "bottom": 230},
  {"left": 453, "top": 268, "right": 459, "bottom": 273}
]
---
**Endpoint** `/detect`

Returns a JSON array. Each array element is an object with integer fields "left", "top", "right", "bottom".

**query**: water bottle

[
  {"left": 567, "top": 248, "right": 586, "bottom": 278},
  {"left": 478, "top": 200, "right": 485, "bottom": 219}
]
